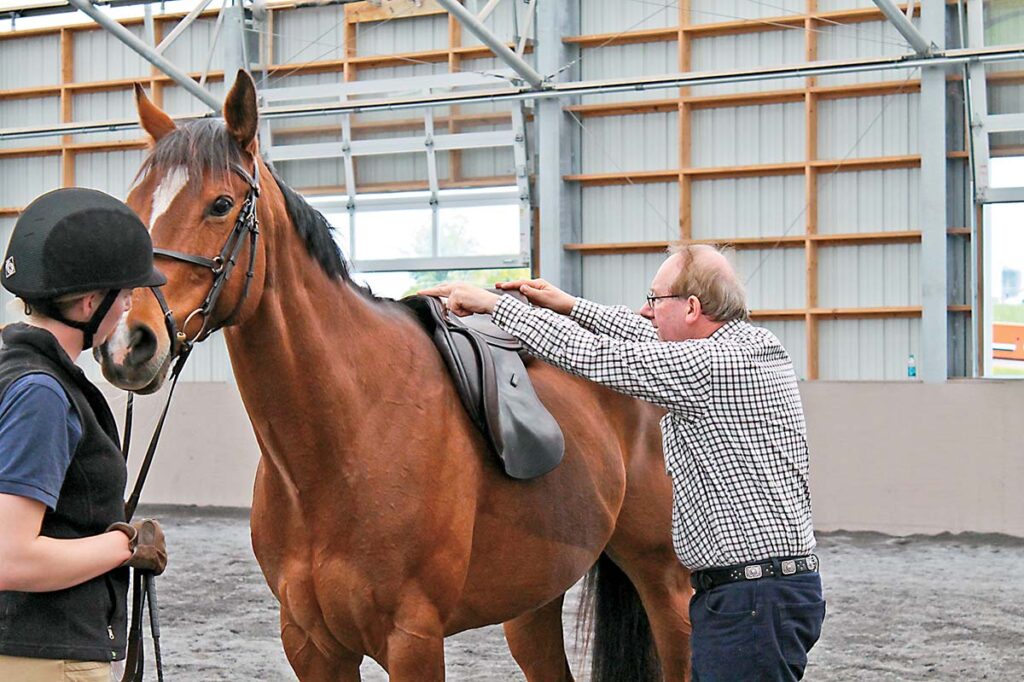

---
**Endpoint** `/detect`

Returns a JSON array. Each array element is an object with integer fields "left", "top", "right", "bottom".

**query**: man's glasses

[{"left": 646, "top": 292, "right": 684, "bottom": 309}]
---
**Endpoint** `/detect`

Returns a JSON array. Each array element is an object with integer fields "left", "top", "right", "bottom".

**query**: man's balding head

[{"left": 667, "top": 244, "right": 748, "bottom": 323}]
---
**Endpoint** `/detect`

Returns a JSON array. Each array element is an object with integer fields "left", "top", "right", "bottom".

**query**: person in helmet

[{"left": 0, "top": 188, "right": 169, "bottom": 682}]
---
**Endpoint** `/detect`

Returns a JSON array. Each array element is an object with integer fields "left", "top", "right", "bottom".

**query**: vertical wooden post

[
  {"left": 804, "top": 5, "right": 819, "bottom": 380},
  {"left": 151, "top": 18, "right": 164, "bottom": 109},
  {"left": 448, "top": 14, "right": 462, "bottom": 184},
  {"left": 678, "top": 0, "right": 691, "bottom": 241},
  {"left": 60, "top": 28, "right": 74, "bottom": 187}
]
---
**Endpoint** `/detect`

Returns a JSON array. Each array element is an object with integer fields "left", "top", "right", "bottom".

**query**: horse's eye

[{"left": 210, "top": 196, "right": 234, "bottom": 217}]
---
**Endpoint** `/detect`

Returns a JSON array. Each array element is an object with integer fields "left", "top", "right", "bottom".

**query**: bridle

[
  {"left": 149, "top": 159, "right": 262, "bottom": 366},
  {"left": 117, "top": 158, "right": 262, "bottom": 682}
]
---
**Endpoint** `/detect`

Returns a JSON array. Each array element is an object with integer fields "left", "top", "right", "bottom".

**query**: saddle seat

[{"left": 401, "top": 293, "right": 565, "bottom": 480}]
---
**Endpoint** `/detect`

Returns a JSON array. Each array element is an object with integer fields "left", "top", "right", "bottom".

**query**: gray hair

[{"left": 667, "top": 243, "right": 748, "bottom": 322}]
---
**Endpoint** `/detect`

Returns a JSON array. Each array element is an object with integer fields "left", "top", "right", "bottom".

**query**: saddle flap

[{"left": 400, "top": 293, "right": 565, "bottom": 480}]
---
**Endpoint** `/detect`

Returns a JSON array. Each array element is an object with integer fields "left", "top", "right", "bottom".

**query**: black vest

[{"left": 0, "top": 323, "right": 129, "bottom": 662}]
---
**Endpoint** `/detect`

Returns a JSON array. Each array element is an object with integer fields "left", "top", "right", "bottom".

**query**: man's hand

[
  {"left": 418, "top": 282, "right": 501, "bottom": 317},
  {"left": 496, "top": 278, "right": 576, "bottom": 315},
  {"left": 107, "top": 519, "right": 167, "bottom": 575}
]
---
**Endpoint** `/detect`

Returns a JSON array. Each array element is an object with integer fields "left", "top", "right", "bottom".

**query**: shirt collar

[{"left": 707, "top": 318, "right": 745, "bottom": 341}]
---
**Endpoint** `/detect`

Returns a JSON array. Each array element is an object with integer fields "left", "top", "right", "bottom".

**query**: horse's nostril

[{"left": 126, "top": 325, "right": 158, "bottom": 367}]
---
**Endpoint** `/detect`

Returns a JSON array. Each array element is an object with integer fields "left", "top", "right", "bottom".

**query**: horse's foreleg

[
  {"left": 281, "top": 611, "right": 363, "bottom": 682},
  {"left": 503, "top": 594, "right": 575, "bottom": 682}
]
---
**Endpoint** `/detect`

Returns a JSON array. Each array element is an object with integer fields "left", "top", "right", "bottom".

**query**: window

[
  {"left": 983, "top": 157, "right": 1024, "bottom": 377},
  {"left": 311, "top": 187, "right": 530, "bottom": 299}
]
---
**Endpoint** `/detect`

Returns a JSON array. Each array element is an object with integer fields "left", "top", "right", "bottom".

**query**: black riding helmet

[{"left": 2, "top": 188, "right": 167, "bottom": 349}]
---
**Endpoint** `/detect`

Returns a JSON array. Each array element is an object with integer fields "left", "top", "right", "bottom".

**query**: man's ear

[{"left": 687, "top": 295, "right": 702, "bottom": 321}]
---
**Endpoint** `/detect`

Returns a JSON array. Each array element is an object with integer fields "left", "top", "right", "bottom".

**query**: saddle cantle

[{"left": 401, "top": 293, "right": 565, "bottom": 480}]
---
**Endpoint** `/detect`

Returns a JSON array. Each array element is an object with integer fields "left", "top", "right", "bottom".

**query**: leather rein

[{"left": 118, "top": 159, "right": 261, "bottom": 682}]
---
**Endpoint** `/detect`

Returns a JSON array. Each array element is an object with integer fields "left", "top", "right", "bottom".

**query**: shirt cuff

[{"left": 492, "top": 294, "right": 533, "bottom": 329}]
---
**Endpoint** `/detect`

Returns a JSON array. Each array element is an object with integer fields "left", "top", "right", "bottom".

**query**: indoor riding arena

[{"left": 1, "top": 0, "right": 1022, "bottom": 680}]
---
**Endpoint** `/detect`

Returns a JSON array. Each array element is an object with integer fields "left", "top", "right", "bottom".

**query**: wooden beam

[
  {"left": 297, "top": 175, "right": 517, "bottom": 195},
  {"left": 805, "top": 3, "right": 819, "bottom": 379},
  {"left": 562, "top": 229, "right": 971, "bottom": 255},
  {"left": 344, "top": 0, "right": 446, "bottom": 24},
  {"left": 679, "top": 0, "right": 691, "bottom": 241},
  {"left": 448, "top": 12, "right": 462, "bottom": 184},
  {"left": 563, "top": 27, "right": 677, "bottom": 48}
]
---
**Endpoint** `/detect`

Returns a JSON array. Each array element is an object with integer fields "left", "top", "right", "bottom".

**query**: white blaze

[
  {"left": 150, "top": 167, "right": 189, "bottom": 230},
  {"left": 106, "top": 311, "right": 133, "bottom": 365}
]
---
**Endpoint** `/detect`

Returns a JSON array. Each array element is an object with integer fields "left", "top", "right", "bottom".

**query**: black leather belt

[{"left": 690, "top": 555, "right": 820, "bottom": 593}]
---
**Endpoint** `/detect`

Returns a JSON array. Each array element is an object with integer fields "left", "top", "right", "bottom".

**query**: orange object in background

[{"left": 994, "top": 323, "right": 1024, "bottom": 361}]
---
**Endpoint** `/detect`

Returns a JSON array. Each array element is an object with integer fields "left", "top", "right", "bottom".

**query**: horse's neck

[{"left": 223, "top": 200, "right": 432, "bottom": 476}]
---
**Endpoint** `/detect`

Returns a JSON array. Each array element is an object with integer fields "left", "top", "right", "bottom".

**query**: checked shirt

[{"left": 492, "top": 295, "right": 816, "bottom": 571}]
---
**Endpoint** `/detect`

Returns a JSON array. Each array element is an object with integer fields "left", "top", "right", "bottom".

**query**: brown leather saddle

[{"left": 401, "top": 293, "right": 565, "bottom": 480}]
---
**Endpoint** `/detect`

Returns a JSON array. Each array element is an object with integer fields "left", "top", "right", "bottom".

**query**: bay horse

[{"left": 98, "top": 70, "right": 692, "bottom": 681}]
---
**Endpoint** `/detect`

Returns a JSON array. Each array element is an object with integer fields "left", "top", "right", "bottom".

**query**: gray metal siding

[
  {"left": 581, "top": 111, "right": 678, "bottom": 173},
  {"left": 690, "top": 30, "right": 805, "bottom": 96},
  {"left": 73, "top": 25, "right": 151, "bottom": 82},
  {"left": 688, "top": 0, "right": 805, "bottom": 26},
  {"left": 0, "top": 96, "right": 60, "bottom": 149},
  {"left": 581, "top": 252, "right": 663, "bottom": 307},
  {"left": 71, "top": 88, "right": 135, "bottom": 144},
  {"left": 736, "top": 248, "right": 806, "bottom": 310},
  {"left": 74, "top": 149, "right": 147, "bottom": 198},
  {"left": 0, "top": 34, "right": 60, "bottom": 89},
  {"left": 161, "top": 17, "right": 224, "bottom": 73},
  {"left": 355, "top": 14, "right": 448, "bottom": 57},
  {"left": 818, "top": 318, "right": 920, "bottom": 380},
  {"left": 691, "top": 102, "right": 805, "bottom": 166},
  {"left": 582, "top": 183, "right": 679, "bottom": 243},
  {"left": 691, "top": 175, "right": 806, "bottom": 239},
  {"left": 818, "top": 243, "right": 920, "bottom": 307},
  {"left": 816, "top": 20, "right": 918, "bottom": 87},
  {"left": 578, "top": 42, "right": 677, "bottom": 105},
  {"left": 273, "top": 5, "right": 346, "bottom": 65},
  {"left": 817, "top": 93, "right": 920, "bottom": 159},
  {"left": 0, "top": 155, "right": 61, "bottom": 207},
  {"left": 581, "top": 0, "right": 677, "bottom": 34},
  {"left": 818, "top": 168, "right": 920, "bottom": 233}
]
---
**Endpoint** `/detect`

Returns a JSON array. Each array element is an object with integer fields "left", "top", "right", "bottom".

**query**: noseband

[{"left": 149, "top": 159, "right": 261, "bottom": 364}]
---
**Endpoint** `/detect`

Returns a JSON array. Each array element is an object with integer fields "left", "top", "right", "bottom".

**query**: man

[{"left": 420, "top": 243, "right": 824, "bottom": 681}]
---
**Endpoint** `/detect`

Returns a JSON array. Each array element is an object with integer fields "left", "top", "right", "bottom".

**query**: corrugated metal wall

[{"left": 0, "top": 0, "right": 999, "bottom": 382}]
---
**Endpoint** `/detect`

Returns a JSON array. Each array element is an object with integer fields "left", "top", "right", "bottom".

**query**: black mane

[{"left": 138, "top": 119, "right": 362, "bottom": 287}]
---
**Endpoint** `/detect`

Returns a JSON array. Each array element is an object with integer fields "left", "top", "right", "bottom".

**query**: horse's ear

[
  {"left": 223, "top": 69, "right": 259, "bottom": 153},
  {"left": 135, "top": 83, "right": 177, "bottom": 141}
]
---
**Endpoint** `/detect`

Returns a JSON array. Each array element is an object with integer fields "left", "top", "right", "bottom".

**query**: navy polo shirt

[{"left": 0, "top": 373, "right": 83, "bottom": 509}]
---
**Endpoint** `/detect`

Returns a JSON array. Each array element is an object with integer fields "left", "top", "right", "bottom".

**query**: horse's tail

[{"left": 577, "top": 553, "right": 662, "bottom": 682}]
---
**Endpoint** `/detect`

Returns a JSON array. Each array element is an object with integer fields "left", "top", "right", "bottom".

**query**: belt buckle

[
  {"left": 743, "top": 564, "right": 763, "bottom": 580},
  {"left": 781, "top": 560, "right": 797, "bottom": 575},
  {"left": 807, "top": 555, "right": 819, "bottom": 572}
]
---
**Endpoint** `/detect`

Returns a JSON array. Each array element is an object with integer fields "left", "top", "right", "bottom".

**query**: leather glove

[{"left": 107, "top": 519, "right": 168, "bottom": 575}]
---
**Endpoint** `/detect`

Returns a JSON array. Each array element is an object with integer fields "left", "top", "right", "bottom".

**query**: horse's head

[{"left": 98, "top": 70, "right": 268, "bottom": 393}]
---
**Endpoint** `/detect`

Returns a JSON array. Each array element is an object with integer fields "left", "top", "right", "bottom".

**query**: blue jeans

[{"left": 689, "top": 572, "right": 825, "bottom": 681}]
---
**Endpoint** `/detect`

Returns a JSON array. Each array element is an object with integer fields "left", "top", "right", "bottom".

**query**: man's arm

[
  {"left": 497, "top": 277, "right": 658, "bottom": 342},
  {"left": 569, "top": 298, "right": 659, "bottom": 342},
  {"left": 492, "top": 296, "right": 710, "bottom": 417}
]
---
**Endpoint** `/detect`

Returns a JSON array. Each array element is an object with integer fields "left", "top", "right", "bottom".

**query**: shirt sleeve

[
  {"left": 0, "top": 373, "right": 83, "bottom": 510},
  {"left": 493, "top": 296, "right": 711, "bottom": 419},
  {"left": 569, "top": 297, "right": 660, "bottom": 342}
]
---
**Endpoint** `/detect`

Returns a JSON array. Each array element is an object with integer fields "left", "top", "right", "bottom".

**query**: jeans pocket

[
  {"left": 778, "top": 599, "right": 826, "bottom": 670},
  {"left": 702, "top": 586, "right": 755, "bottom": 618}
]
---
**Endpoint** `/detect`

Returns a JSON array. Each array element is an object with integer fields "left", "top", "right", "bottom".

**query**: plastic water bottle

[{"left": 907, "top": 354, "right": 917, "bottom": 378}]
